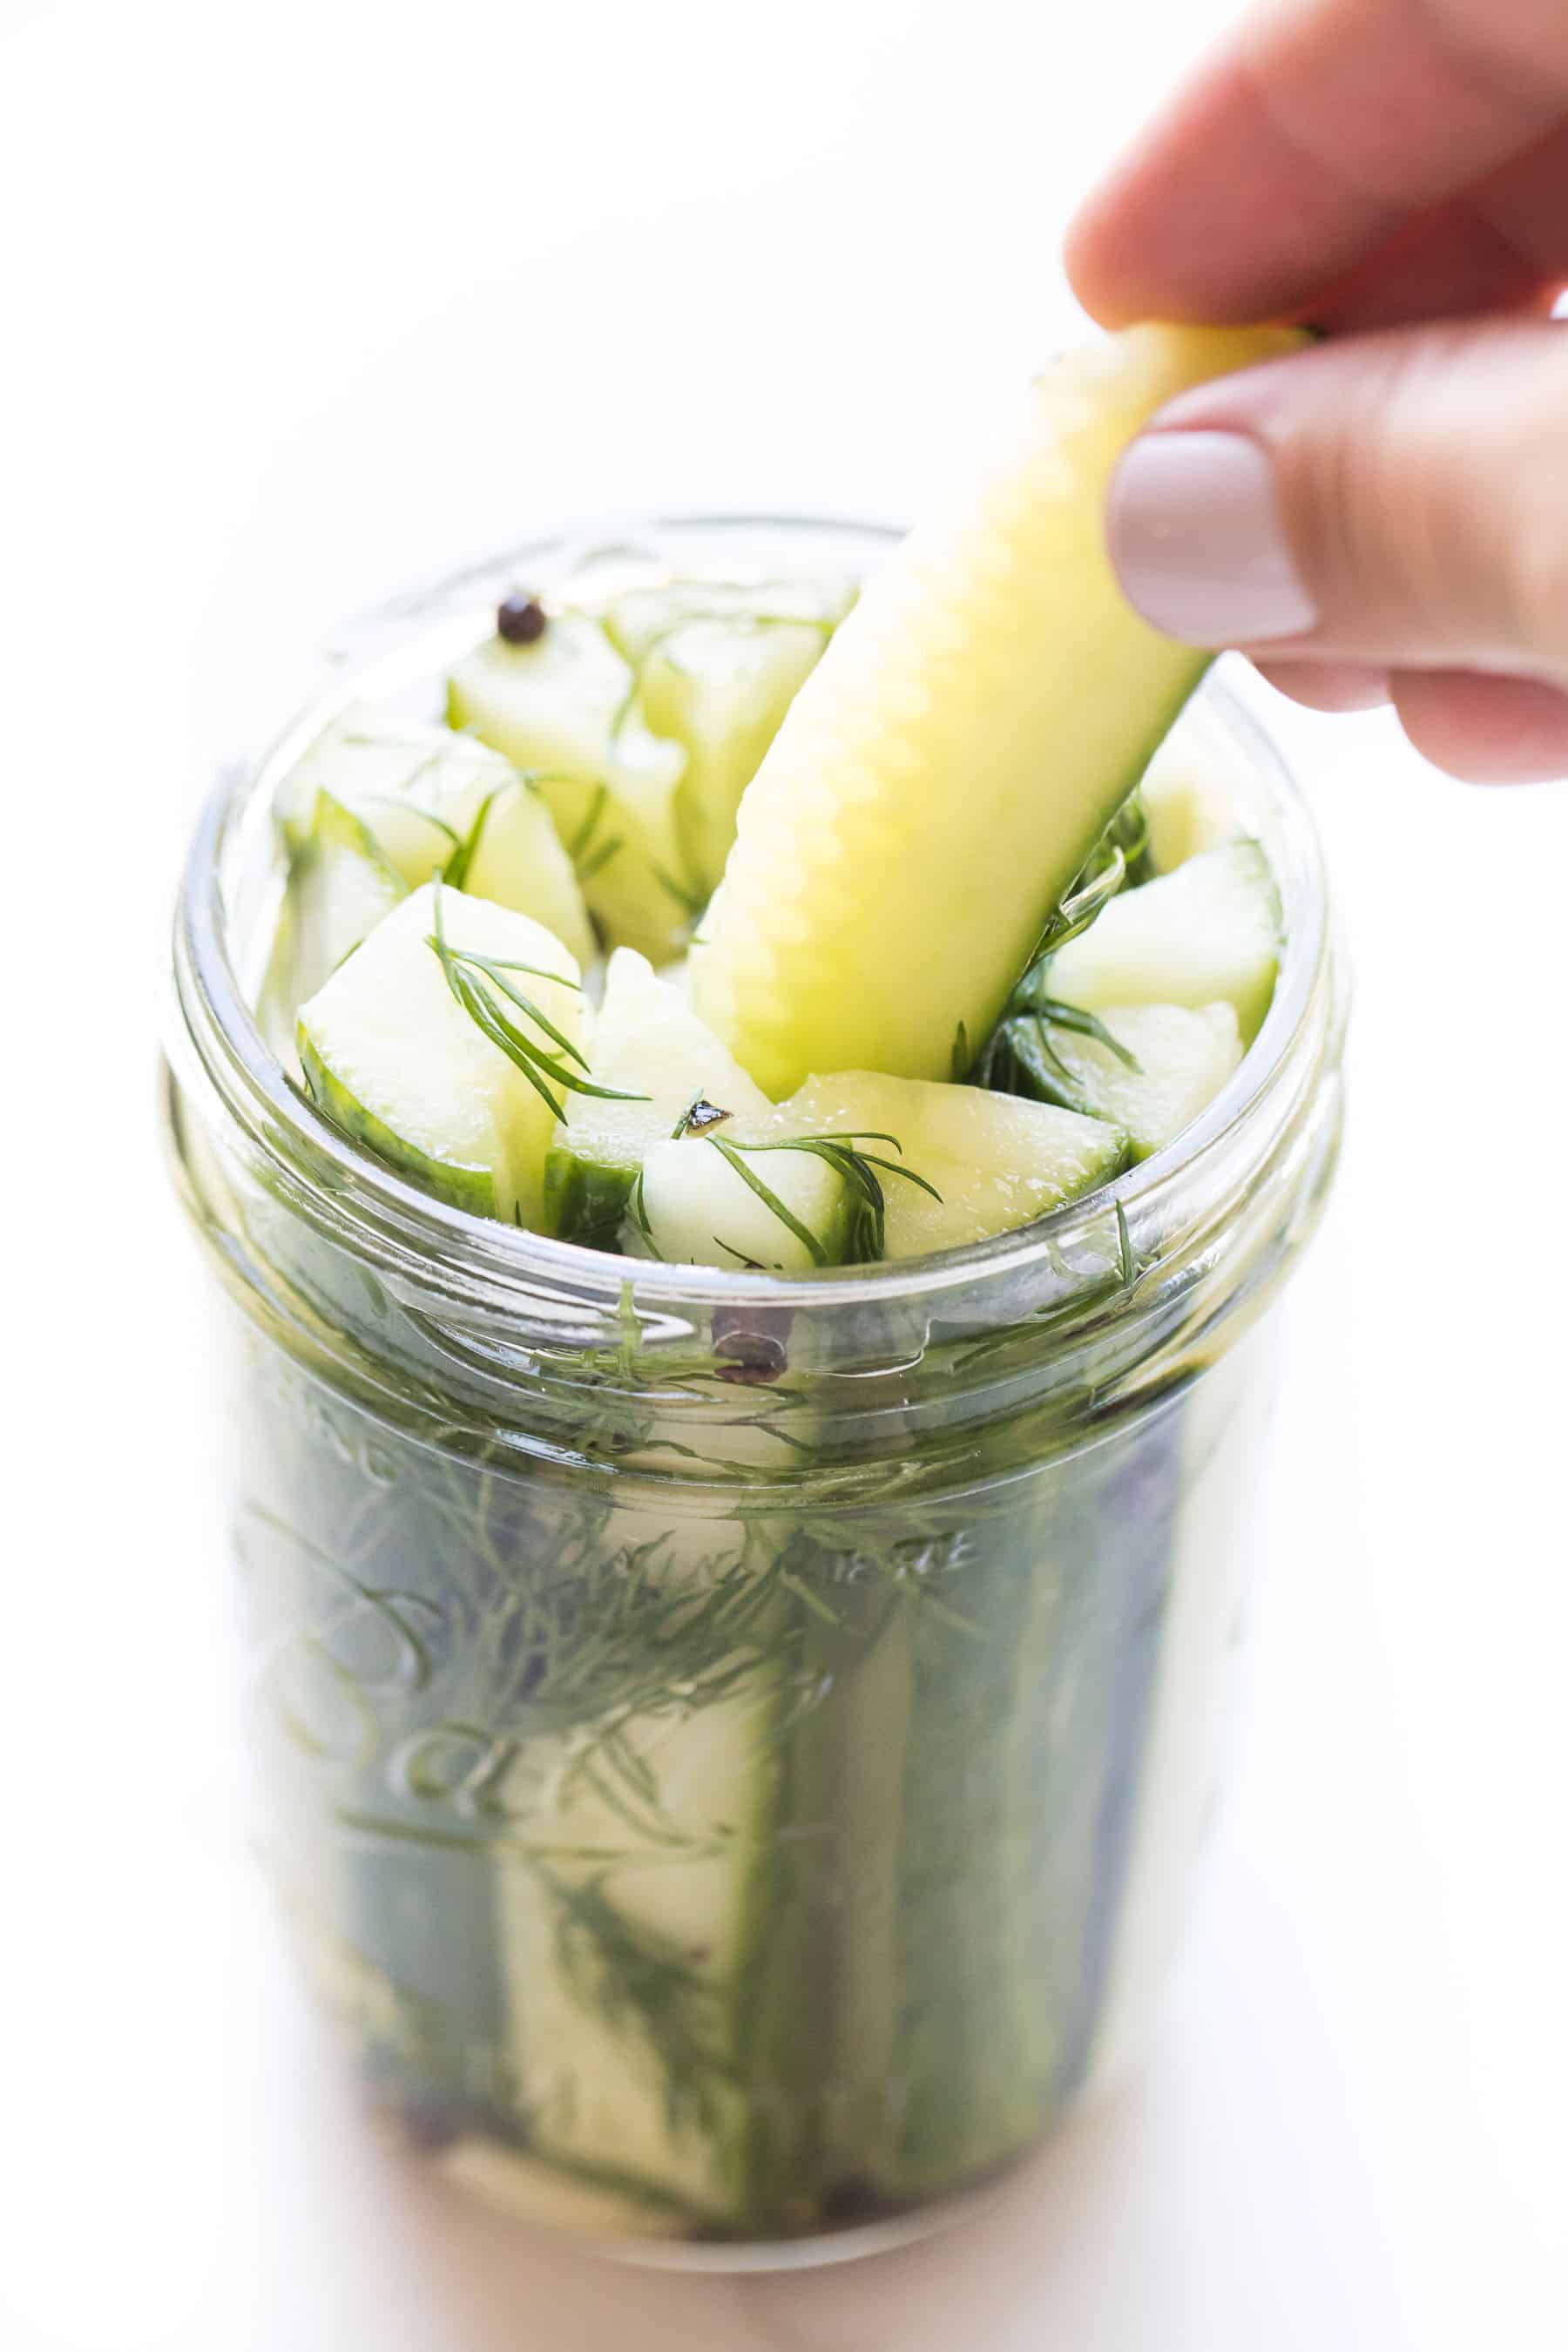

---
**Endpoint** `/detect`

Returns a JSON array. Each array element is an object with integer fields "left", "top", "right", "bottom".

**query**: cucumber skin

[
  {"left": 1046, "top": 1405, "right": 1186, "bottom": 2099},
  {"left": 220, "top": 1180, "right": 1204, "bottom": 2240},
  {"left": 540, "top": 1145, "right": 638, "bottom": 1249},
  {"left": 807, "top": 1402, "right": 1185, "bottom": 2204},
  {"left": 297, "top": 1032, "right": 498, "bottom": 1221},
  {"left": 875, "top": 1528, "right": 1070, "bottom": 2191},
  {"left": 227, "top": 1357, "right": 517, "bottom": 2153}
]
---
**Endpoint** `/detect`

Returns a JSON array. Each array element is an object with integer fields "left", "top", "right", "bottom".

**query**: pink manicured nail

[{"left": 1107, "top": 431, "right": 1319, "bottom": 646}]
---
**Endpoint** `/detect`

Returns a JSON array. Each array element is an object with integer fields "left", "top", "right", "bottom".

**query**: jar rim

[{"left": 169, "top": 512, "right": 1333, "bottom": 1325}]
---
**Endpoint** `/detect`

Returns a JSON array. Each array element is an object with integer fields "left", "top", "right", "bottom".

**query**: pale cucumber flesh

[
  {"left": 297, "top": 882, "right": 584, "bottom": 1226},
  {"left": 1139, "top": 737, "right": 1247, "bottom": 872},
  {"left": 689, "top": 324, "right": 1305, "bottom": 1096},
  {"left": 777, "top": 1073, "right": 1129, "bottom": 1260},
  {"left": 1045, "top": 840, "right": 1282, "bottom": 1044},
  {"left": 640, "top": 616, "right": 833, "bottom": 899},
  {"left": 604, "top": 575, "right": 855, "bottom": 666},
  {"left": 283, "top": 790, "right": 407, "bottom": 1010},
  {"left": 491, "top": 1644, "right": 785, "bottom": 2216},
  {"left": 447, "top": 617, "right": 696, "bottom": 965},
  {"left": 605, "top": 577, "right": 852, "bottom": 900},
  {"left": 544, "top": 947, "right": 771, "bottom": 1245},
  {"left": 637, "top": 1125, "right": 857, "bottom": 1272},
  {"left": 275, "top": 703, "right": 594, "bottom": 968},
  {"left": 1000, "top": 1001, "right": 1245, "bottom": 1162},
  {"left": 621, "top": 1065, "right": 1128, "bottom": 1272}
]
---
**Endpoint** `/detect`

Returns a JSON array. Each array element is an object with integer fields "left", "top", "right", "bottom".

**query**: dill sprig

[
  {"left": 426, "top": 877, "right": 650, "bottom": 1121},
  {"left": 625, "top": 1164, "right": 659, "bottom": 1255},
  {"left": 564, "top": 781, "right": 624, "bottom": 881},
  {"left": 651, "top": 862, "right": 709, "bottom": 919},
  {"left": 969, "top": 789, "right": 1151, "bottom": 1092},
  {"left": 983, "top": 997, "right": 1141, "bottom": 1114},
  {"left": 1025, "top": 787, "right": 1149, "bottom": 970},
  {"left": 543, "top": 1866, "right": 737, "bottom": 2137},
  {"left": 439, "top": 789, "right": 498, "bottom": 889},
  {"left": 706, "top": 1130, "right": 942, "bottom": 1267}
]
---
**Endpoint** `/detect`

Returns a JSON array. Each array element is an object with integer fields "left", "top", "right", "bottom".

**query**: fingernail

[{"left": 1108, "top": 430, "right": 1319, "bottom": 645}]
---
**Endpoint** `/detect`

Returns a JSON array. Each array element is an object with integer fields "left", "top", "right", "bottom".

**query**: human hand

[{"left": 1066, "top": 0, "right": 1568, "bottom": 781}]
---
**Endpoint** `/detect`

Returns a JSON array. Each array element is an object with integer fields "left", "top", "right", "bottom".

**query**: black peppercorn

[
  {"left": 497, "top": 592, "right": 548, "bottom": 646},
  {"left": 712, "top": 1304, "right": 792, "bottom": 1385}
]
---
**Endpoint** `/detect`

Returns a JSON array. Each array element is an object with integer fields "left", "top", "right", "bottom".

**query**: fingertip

[
  {"left": 1061, "top": 193, "right": 1141, "bottom": 330},
  {"left": 1250, "top": 659, "right": 1391, "bottom": 713},
  {"left": 1390, "top": 668, "right": 1568, "bottom": 783}
]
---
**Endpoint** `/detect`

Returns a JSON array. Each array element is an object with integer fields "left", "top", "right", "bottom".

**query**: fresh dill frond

[
  {"left": 970, "top": 790, "right": 1151, "bottom": 1098},
  {"left": 1007, "top": 989, "right": 1139, "bottom": 1067},
  {"left": 542, "top": 1867, "right": 737, "bottom": 2137},
  {"left": 566, "top": 781, "right": 612, "bottom": 862},
  {"left": 713, "top": 1236, "right": 767, "bottom": 1268},
  {"left": 986, "top": 996, "right": 1141, "bottom": 1113},
  {"left": 706, "top": 1129, "right": 942, "bottom": 1266},
  {"left": 426, "top": 876, "right": 650, "bottom": 1120},
  {"left": 355, "top": 792, "right": 462, "bottom": 853},
  {"left": 440, "top": 789, "right": 499, "bottom": 889},
  {"left": 651, "top": 862, "right": 708, "bottom": 919},
  {"left": 708, "top": 1137, "right": 829, "bottom": 1266},
  {"left": 561, "top": 783, "right": 625, "bottom": 880},
  {"left": 625, "top": 1166, "right": 659, "bottom": 1254}
]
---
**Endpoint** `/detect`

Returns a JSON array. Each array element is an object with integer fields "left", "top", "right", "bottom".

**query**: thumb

[{"left": 1106, "top": 318, "right": 1568, "bottom": 685}]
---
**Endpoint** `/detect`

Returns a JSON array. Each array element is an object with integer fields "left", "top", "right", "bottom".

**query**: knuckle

[
  {"left": 1292, "top": 327, "right": 1568, "bottom": 667},
  {"left": 1495, "top": 348, "right": 1568, "bottom": 666},
  {"left": 1301, "top": 331, "right": 1471, "bottom": 632}
]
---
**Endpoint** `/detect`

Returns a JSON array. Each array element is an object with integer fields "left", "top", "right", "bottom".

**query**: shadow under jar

[{"left": 163, "top": 517, "right": 1346, "bottom": 2268}]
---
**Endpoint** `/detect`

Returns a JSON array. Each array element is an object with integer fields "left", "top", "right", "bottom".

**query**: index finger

[{"left": 1065, "top": 0, "right": 1568, "bottom": 327}]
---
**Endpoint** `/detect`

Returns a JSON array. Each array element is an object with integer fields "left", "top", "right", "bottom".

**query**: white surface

[{"left": 3, "top": 3, "right": 1565, "bottom": 2346}]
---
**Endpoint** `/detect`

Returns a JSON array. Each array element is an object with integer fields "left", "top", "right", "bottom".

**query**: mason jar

[{"left": 162, "top": 517, "right": 1346, "bottom": 2267}]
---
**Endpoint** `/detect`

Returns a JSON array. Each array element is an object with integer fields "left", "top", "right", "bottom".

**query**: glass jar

[{"left": 163, "top": 517, "right": 1346, "bottom": 2267}]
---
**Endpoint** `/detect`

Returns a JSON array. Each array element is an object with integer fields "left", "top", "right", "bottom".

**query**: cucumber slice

[
  {"left": 603, "top": 576, "right": 855, "bottom": 666},
  {"left": 297, "top": 881, "right": 584, "bottom": 1226},
  {"left": 447, "top": 614, "right": 694, "bottom": 965},
  {"left": 284, "top": 790, "right": 407, "bottom": 1008},
  {"left": 274, "top": 703, "right": 438, "bottom": 854},
  {"left": 436, "top": 2139, "right": 692, "bottom": 2240},
  {"left": 639, "top": 617, "right": 835, "bottom": 900},
  {"left": 638, "top": 1123, "right": 856, "bottom": 1272},
  {"left": 1140, "top": 738, "right": 1246, "bottom": 872},
  {"left": 688, "top": 324, "right": 1305, "bottom": 1097},
  {"left": 1000, "top": 1002, "right": 1245, "bottom": 1163},
  {"left": 806, "top": 1410, "right": 1186, "bottom": 2204},
  {"left": 469, "top": 1475, "right": 825, "bottom": 2229},
  {"left": 274, "top": 706, "right": 593, "bottom": 969},
  {"left": 491, "top": 1628, "right": 790, "bottom": 2220},
  {"left": 543, "top": 948, "right": 769, "bottom": 1247},
  {"left": 1046, "top": 841, "right": 1282, "bottom": 1044},
  {"left": 779, "top": 1072, "right": 1128, "bottom": 1259}
]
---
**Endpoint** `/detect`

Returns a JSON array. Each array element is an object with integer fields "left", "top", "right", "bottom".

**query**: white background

[{"left": 3, "top": 2, "right": 1565, "bottom": 2346}]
